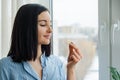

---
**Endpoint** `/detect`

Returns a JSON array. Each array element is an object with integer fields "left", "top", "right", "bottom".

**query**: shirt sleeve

[
  {"left": 54, "top": 56, "right": 67, "bottom": 80},
  {"left": 59, "top": 61, "right": 67, "bottom": 80},
  {"left": 0, "top": 60, "right": 9, "bottom": 80},
  {"left": 44, "top": 55, "right": 67, "bottom": 80}
]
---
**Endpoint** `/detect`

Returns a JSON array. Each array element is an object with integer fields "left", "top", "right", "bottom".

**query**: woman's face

[{"left": 37, "top": 11, "right": 52, "bottom": 45}]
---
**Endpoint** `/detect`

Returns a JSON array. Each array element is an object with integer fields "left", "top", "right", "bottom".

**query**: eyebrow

[
  {"left": 38, "top": 20, "right": 47, "bottom": 22},
  {"left": 38, "top": 20, "right": 52, "bottom": 22}
]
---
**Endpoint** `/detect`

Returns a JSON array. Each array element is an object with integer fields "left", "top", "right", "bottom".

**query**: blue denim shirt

[{"left": 0, "top": 54, "right": 66, "bottom": 80}]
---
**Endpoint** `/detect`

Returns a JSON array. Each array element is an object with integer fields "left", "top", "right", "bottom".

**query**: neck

[{"left": 36, "top": 45, "right": 42, "bottom": 60}]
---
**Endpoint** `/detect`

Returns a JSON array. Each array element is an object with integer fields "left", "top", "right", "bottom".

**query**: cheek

[
  {"left": 38, "top": 31, "right": 43, "bottom": 40},
  {"left": 38, "top": 28, "right": 42, "bottom": 40}
]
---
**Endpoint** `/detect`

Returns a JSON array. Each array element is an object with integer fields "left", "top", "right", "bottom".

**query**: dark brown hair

[{"left": 8, "top": 4, "right": 51, "bottom": 62}]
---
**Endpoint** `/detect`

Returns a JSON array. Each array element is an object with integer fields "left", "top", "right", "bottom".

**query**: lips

[{"left": 43, "top": 35, "right": 51, "bottom": 39}]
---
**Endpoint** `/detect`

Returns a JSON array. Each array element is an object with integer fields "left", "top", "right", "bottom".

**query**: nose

[{"left": 47, "top": 26, "right": 52, "bottom": 33}]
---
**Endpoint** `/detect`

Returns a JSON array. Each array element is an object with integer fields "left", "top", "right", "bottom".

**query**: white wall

[{"left": 0, "top": 0, "right": 1, "bottom": 58}]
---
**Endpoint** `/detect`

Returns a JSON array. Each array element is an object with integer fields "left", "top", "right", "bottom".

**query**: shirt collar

[
  {"left": 40, "top": 53, "right": 47, "bottom": 68},
  {"left": 22, "top": 61, "right": 40, "bottom": 79},
  {"left": 22, "top": 53, "right": 47, "bottom": 79}
]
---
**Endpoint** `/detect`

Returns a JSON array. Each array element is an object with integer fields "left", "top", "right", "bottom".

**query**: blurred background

[
  {"left": 53, "top": 0, "right": 98, "bottom": 80},
  {"left": 0, "top": 0, "right": 120, "bottom": 80}
]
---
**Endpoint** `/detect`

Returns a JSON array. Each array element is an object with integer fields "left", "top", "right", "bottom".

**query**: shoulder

[
  {"left": 0, "top": 57, "right": 13, "bottom": 77},
  {"left": 0, "top": 56, "right": 22, "bottom": 71},
  {"left": 0, "top": 57, "right": 30, "bottom": 80},
  {"left": 0, "top": 56, "right": 16, "bottom": 71},
  {"left": 0, "top": 56, "right": 12, "bottom": 67}
]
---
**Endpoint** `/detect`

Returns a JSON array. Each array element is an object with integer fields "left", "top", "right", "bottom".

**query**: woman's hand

[
  {"left": 67, "top": 42, "right": 82, "bottom": 69},
  {"left": 67, "top": 42, "right": 83, "bottom": 80}
]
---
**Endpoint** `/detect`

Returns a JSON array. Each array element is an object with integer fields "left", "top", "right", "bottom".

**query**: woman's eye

[{"left": 40, "top": 24, "right": 46, "bottom": 26}]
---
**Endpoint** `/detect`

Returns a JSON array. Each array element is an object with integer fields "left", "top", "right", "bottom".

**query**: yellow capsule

[{"left": 67, "top": 40, "right": 72, "bottom": 44}]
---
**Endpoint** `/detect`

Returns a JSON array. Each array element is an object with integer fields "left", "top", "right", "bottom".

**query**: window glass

[{"left": 53, "top": 0, "right": 99, "bottom": 80}]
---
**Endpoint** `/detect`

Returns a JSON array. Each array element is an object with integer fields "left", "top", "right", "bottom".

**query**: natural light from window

[{"left": 53, "top": 0, "right": 99, "bottom": 80}]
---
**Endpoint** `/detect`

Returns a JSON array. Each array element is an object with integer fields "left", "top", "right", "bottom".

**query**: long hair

[{"left": 8, "top": 4, "right": 51, "bottom": 62}]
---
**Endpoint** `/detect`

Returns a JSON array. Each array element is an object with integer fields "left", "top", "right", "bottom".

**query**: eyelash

[
  {"left": 40, "top": 24, "right": 52, "bottom": 27},
  {"left": 40, "top": 24, "right": 46, "bottom": 26}
]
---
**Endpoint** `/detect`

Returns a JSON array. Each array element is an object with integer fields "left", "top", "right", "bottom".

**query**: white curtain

[{"left": 0, "top": 0, "right": 12, "bottom": 58}]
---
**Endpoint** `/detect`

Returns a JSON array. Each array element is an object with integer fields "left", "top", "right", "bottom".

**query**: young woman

[{"left": 0, "top": 4, "right": 82, "bottom": 80}]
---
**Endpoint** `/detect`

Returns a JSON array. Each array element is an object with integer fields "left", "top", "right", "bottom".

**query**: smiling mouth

[{"left": 43, "top": 35, "right": 51, "bottom": 39}]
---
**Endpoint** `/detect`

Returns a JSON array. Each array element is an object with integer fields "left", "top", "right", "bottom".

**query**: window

[{"left": 53, "top": 0, "right": 99, "bottom": 80}]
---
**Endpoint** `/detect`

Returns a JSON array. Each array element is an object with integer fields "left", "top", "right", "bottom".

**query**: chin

[
  {"left": 43, "top": 41, "right": 50, "bottom": 45},
  {"left": 44, "top": 43, "right": 50, "bottom": 45}
]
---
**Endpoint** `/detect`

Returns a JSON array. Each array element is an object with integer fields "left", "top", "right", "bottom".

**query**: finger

[
  {"left": 69, "top": 42, "right": 77, "bottom": 49},
  {"left": 69, "top": 42, "right": 79, "bottom": 54},
  {"left": 72, "top": 49, "right": 82, "bottom": 60},
  {"left": 69, "top": 42, "right": 83, "bottom": 58},
  {"left": 73, "top": 49, "right": 83, "bottom": 59},
  {"left": 71, "top": 55, "right": 80, "bottom": 63}
]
